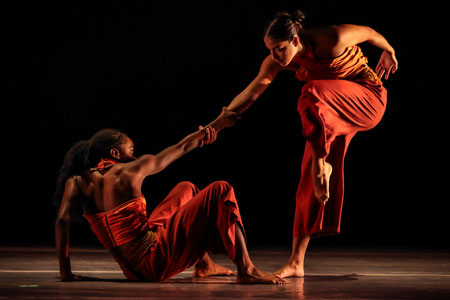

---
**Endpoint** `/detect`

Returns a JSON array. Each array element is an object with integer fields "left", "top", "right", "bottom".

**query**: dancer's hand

[
  {"left": 198, "top": 125, "right": 217, "bottom": 147},
  {"left": 376, "top": 50, "right": 398, "bottom": 80}
]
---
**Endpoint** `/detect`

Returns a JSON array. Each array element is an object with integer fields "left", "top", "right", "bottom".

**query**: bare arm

[
  {"left": 227, "top": 55, "right": 281, "bottom": 114},
  {"left": 55, "top": 178, "right": 78, "bottom": 281},
  {"left": 334, "top": 24, "right": 398, "bottom": 79},
  {"left": 130, "top": 126, "right": 216, "bottom": 179},
  {"left": 204, "top": 55, "right": 281, "bottom": 132}
]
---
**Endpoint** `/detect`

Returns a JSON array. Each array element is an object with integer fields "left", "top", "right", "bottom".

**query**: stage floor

[{"left": 1, "top": 246, "right": 449, "bottom": 299}]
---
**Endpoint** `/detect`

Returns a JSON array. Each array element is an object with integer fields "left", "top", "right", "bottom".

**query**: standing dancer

[
  {"left": 54, "top": 122, "right": 285, "bottom": 284},
  {"left": 211, "top": 10, "right": 398, "bottom": 277}
]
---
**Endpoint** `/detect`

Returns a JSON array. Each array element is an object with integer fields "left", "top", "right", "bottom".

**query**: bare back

[{"left": 73, "top": 163, "right": 142, "bottom": 214}]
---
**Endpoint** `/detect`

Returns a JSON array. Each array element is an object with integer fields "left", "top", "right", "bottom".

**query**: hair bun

[{"left": 264, "top": 9, "right": 306, "bottom": 40}]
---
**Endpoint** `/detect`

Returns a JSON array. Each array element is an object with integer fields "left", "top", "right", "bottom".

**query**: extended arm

[
  {"left": 227, "top": 55, "right": 280, "bottom": 114},
  {"left": 130, "top": 126, "right": 216, "bottom": 179},
  {"left": 205, "top": 55, "right": 281, "bottom": 132}
]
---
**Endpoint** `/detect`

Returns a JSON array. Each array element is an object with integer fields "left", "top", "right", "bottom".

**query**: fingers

[
  {"left": 198, "top": 125, "right": 217, "bottom": 146},
  {"left": 376, "top": 62, "right": 385, "bottom": 79},
  {"left": 209, "top": 126, "right": 217, "bottom": 143},
  {"left": 392, "top": 62, "right": 398, "bottom": 74},
  {"left": 385, "top": 65, "right": 393, "bottom": 80}
]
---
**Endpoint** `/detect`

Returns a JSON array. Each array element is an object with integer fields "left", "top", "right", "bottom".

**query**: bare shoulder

[
  {"left": 307, "top": 25, "right": 340, "bottom": 45},
  {"left": 117, "top": 154, "right": 159, "bottom": 178},
  {"left": 307, "top": 24, "right": 369, "bottom": 58},
  {"left": 65, "top": 176, "right": 82, "bottom": 196}
]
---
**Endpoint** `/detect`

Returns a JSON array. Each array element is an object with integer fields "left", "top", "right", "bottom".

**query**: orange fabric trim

[
  {"left": 295, "top": 46, "right": 379, "bottom": 82},
  {"left": 96, "top": 158, "right": 118, "bottom": 171}
]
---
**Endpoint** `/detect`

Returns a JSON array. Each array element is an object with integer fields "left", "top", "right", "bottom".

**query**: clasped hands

[{"left": 198, "top": 107, "right": 242, "bottom": 147}]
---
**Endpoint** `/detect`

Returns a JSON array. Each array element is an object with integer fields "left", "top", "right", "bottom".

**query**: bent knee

[
  {"left": 301, "top": 81, "right": 322, "bottom": 97},
  {"left": 174, "top": 181, "right": 199, "bottom": 193},
  {"left": 298, "top": 81, "right": 322, "bottom": 111},
  {"left": 207, "top": 180, "right": 233, "bottom": 194}
]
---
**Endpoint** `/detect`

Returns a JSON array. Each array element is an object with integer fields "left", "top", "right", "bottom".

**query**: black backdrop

[{"left": 2, "top": 1, "right": 449, "bottom": 249}]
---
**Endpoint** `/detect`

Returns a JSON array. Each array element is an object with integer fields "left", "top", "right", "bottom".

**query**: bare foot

[
  {"left": 274, "top": 263, "right": 304, "bottom": 278},
  {"left": 312, "top": 157, "right": 332, "bottom": 203},
  {"left": 193, "top": 261, "right": 236, "bottom": 277},
  {"left": 237, "top": 266, "right": 286, "bottom": 284}
]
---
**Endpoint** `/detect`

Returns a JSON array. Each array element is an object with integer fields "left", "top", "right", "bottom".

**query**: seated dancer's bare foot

[
  {"left": 274, "top": 263, "right": 304, "bottom": 278},
  {"left": 193, "top": 260, "right": 235, "bottom": 277},
  {"left": 312, "top": 157, "right": 333, "bottom": 203},
  {"left": 237, "top": 266, "right": 286, "bottom": 284}
]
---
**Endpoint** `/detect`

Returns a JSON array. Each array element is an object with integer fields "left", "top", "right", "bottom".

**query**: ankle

[
  {"left": 195, "top": 259, "right": 209, "bottom": 269},
  {"left": 288, "top": 256, "right": 304, "bottom": 268},
  {"left": 236, "top": 260, "right": 254, "bottom": 274}
]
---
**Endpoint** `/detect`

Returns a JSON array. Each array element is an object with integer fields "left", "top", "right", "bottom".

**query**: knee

[
  {"left": 298, "top": 82, "right": 319, "bottom": 112},
  {"left": 207, "top": 180, "right": 233, "bottom": 195},
  {"left": 301, "top": 80, "right": 325, "bottom": 95},
  {"left": 175, "top": 181, "right": 199, "bottom": 194}
]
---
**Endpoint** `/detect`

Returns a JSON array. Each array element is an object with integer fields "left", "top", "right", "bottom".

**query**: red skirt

[
  {"left": 294, "top": 79, "right": 387, "bottom": 238},
  {"left": 136, "top": 181, "right": 245, "bottom": 281}
]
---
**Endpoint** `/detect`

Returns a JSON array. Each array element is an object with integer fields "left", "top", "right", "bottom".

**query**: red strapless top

[
  {"left": 83, "top": 196, "right": 150, "bottom": 249},
  {"left": 295, "top": 46, "right": 380, "bottom": 82}
]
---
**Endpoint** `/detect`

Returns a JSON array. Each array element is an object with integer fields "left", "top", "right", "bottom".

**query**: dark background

[{"left": 2, "top": 1, "right": 449, "bottom": 250}]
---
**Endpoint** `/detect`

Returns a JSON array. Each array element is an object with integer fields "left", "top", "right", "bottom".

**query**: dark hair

[
  {"left": 86, "top": 128, "right": 127, "bottom": 168},
  {"left": 264, "top": 10, "right": 306, "bottom": 41},
  {"left": 52, "top": 128, "right": 127, "bottom": 214}
]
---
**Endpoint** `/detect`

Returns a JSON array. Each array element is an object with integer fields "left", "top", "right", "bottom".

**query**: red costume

[
  {"left": 84, "top": 159, "right": 245, "bottom": 281},
  {"left": 293, "top": 46, "right": 387, "bottom": 237}
]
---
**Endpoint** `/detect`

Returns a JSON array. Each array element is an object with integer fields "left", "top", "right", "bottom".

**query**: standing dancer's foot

[
  {"left": 274, "top": 262, "right": 304, "bottom": 278},
  {"left": 312, "top": 157, "right": 332, "bottom": 204},
  {"left": 237, "top": 265, "right": 286, "bottom": 284}
]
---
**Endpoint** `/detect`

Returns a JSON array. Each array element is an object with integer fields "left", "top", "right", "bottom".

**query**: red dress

[
  {"left": 84, "top": 177, "right": 244, "bottom": 281},
  {"left": 293, "top": 46, "right": 387, "bottom": 238}
]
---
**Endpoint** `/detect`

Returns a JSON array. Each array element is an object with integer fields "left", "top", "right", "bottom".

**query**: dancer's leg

[
  {"left": 274, "top": 235, "right": 310, "bottom": 278},
  {"left": 148, "top": 181, "right": 234, "bottom": 277},
  {"left": 193, "top": 253, "right": 236, "bottom": 277},
  {"left": 311, "top": 145, "right": 333, "bottom": 204},
  {"left": 140, "top": 181, "right": 284, "bottom": 284},
  {"left": 235, "top": 224, "right": 286, "bottom": 284}
]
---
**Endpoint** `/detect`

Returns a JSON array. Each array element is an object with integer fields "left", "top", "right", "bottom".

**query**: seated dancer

[{"left": 54, "top": 112, "right": 285, "bottom": 284}]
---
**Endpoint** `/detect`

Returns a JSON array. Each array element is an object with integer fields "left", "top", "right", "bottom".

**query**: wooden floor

[{"left": 1, "top": 246, "right": 449, "bottom": 299}]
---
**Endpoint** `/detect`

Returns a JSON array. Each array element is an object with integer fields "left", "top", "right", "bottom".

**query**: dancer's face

[
  {"left": 264, "top": 35, "right": 300, "bottom": 66},
  {"left": 115, "top": 136, "right": 136, "bottom": 162}
]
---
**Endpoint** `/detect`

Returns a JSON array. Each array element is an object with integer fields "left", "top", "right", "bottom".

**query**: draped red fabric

[
  {"left": 139, "top": 181, "right": 244, "bottom": 281},
  {"left": 84, "top": 180, "right": 244, "bottom": 282},
  {"left": 293, "top": 46, "right": 387, "bottom": 238}
]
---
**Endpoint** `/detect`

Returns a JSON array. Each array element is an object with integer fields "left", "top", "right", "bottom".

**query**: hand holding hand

[
  {"left": 376, "top": 50, "right": 398, "bottom": 80},
  {"left": 198, "top": 125, "right": 217, "bottom": 147}
]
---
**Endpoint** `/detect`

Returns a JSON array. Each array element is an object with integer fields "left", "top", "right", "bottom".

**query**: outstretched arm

[
  {"left": 130, "top": 126, "right": 217, "bottom": 179},
  {"left": 227, "top": 55, "right": 280, "bottom": 114},
  {"left": 334, "top": 24, "right": 398, "bottom": 79},
  {"left": 206, "top": 55, "right": 281, "bottom": 133}
]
